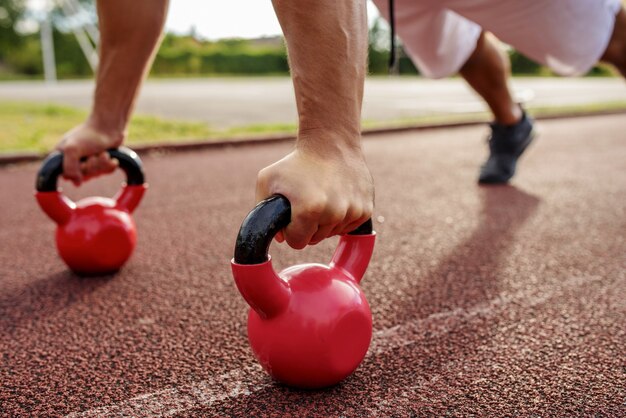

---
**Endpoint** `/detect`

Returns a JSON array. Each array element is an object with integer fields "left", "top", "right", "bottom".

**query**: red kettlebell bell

[
  {"left": 35, "top": 147, "right": 147, "bottom": 275},
  {"left": 231, "top": 195, "right": 376, "bottom": 388}
]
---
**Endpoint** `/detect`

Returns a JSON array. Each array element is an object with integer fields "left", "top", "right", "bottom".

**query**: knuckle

[
  {"left": 63, "top": 143, "right": 79, "bottom": 155},
  {"left": 255, "top": 170, "right": 271, "bottom": 195},
  {"left": 361, "top": 204, "right": 372, "bottom": 218},
  {"left": 331, "top": 211, "right": 347, "bottom": 226},
  {"left": 346, "top": 204, "right": 363, "bottom": 221},
  {"left": 302, "top": 197, "right": 328, "bottom": 219},
  {"left": 256, "top": 167, "right": 270, "bottom": 184}
]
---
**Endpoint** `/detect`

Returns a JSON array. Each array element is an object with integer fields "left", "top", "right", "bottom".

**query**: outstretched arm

[
  {"left": 57, "top": 0, "right": 169, "bottom": 184},
  {"left": 257, "top": 0, "right": 374, "bottom": 249}
]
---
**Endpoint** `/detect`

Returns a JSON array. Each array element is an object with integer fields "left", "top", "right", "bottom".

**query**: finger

[
  {"left": 309, "top": 223, "right": 336, "bottom": 245},
  {"left": 340, "top": 217, "right": 370, "bottom": 236},
  {"left": 284, "top": 213, "right": 318, "bottom": 250},
  {"left": 310, "top": 202, "right": 348, "bottom": 243},
  {"left": 79, "top": 155, "right": 100, "bottom": 178},
  {"left": 93, "top": 153, "right": 119, "bottom": 177},
  {"left": 274, "top": 230, "right": 285, "bottom": 243},
  {"left": 326, "top": 205, "right": 362, "bottom": 236},
  {"left": 339, "top": 206, "right": 371, "bottom": 235},
  {"left": 97, "top": 152, "right": 118, "bottom": 174},
  {"left": 62, "top": 146, "right": 83, "bottom": 185},
  {"left": 85, "top": 153, "right": 118, "bottom": 179},
  {"left": 79, "top": 158, "right": 94, "bottom": 181}
]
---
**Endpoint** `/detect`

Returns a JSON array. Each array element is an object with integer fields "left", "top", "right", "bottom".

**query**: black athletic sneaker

[{"left": 478, "top": 112, "right": 536, "bottom": 184}]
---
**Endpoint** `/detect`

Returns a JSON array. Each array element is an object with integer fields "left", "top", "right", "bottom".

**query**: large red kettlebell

[
  {"left": 35, "top": 147, "right": 147, "bottom": 275},
  {"left": 231, "top": 195, "right": 376, "bottom": 388}
]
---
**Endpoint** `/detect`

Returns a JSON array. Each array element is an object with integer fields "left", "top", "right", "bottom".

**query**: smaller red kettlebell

[
  {"left": 35, "top": 147, "right": 147, "bottom": 275},
  {"left": 231, "top": 195, "right": 376, "bottom": 389}
]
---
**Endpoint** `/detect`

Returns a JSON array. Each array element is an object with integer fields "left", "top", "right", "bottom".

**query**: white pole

[
  {"left": 69, "top": 26, "right": 99, "bottom": 71},
  {"left": 59, "top": 0, "right": 99, "bottom": 72},
  {"left": 65, "top": 0, "right": 99, "bottom": 45},
  {"left": 40, "top": 4, "right": 57, "bottom": 84}
]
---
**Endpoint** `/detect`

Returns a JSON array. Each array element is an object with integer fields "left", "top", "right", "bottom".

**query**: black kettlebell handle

[
  {"left": 234, "top": 195, "right": 373, "bottom": 265},
  {"left": 36, "top": 147, "right": 145, "bottom": 192}
]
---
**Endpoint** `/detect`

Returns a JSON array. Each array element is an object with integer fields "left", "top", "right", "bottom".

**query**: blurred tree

[
  {"left": 50, "top": 0, "right": 96, "bottom": 31},
  {"left": 368, "top": 17, "right": 388, "bottom": 74},
  {"left": 1, "top": 2, "right": 618, "bottom": 79},
  {"left": 368, "top": 16, "right": 419, "bottom": 75},
  {"left": 0, "top": 0, "right": 25, "bottom": 61},
  {"left": 508, "top": 50, "right": 543, "bottom": 75}
]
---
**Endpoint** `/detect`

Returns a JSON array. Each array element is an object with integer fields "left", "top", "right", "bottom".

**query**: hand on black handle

[
  {"left": 234, "top": 195, "right": 373, "bottom": 265},
  {"left": 36, "top": 147, "right": 145, "bottom": 192}
]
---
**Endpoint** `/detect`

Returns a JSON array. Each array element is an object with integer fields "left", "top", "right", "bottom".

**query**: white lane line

[
  {"left": 364, "top": 275, "right": 602, "bottom": 416},
  {"left": 67, "top": 275, "right": 599, "bottom": 417},
  {"left": 371, "top": 275, "right": 599, "bottom": 355},
  {"left": 65, "top": 365, "right": 270, "bottom": 418}
]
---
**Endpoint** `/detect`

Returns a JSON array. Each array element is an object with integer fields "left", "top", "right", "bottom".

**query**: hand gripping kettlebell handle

[
  {"left": 35, "top": 147, "right": 145, "bottom": 192},
  {"left": 232, "top": 195, "right": 375, "bottom": 319},
  {"left": 233, "top": 195, "right": 373, "bottom": 265},
  {"left": 35, "top": 147, "right": 147, "bottom": 225}
]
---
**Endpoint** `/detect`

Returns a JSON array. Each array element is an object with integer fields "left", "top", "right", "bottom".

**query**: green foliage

[
  {"left": 508, "top": 50, "right": 543, "bottom": 75},
  {"left": 397, "top": 54, "right": 418, "bottom": 74},
  {"left": 367, "top": 17, "right": 418, "bottom": 75},
  {"left": 4, "top": 30, "right": 91, "bottom": 77},
  {"left": 4, "top": 35, "right": 41, "bottom": 74},
  {"left": 0, "top": 11, "right": 619, "bottom": 78},
  {"left": 151, "top": 35, "right": 288, "bottom": 75},
  {"left": 368, "top": 45, "right": 418, "bottom": 75},
  {"left": 0, "top": 0, "right": 25, "bottom": 61},
  {"left": 368, "top": 45, "right": 388, "bottom": 74},
  {"left": 53, "top": 30, "right": 92, "bottom": 76},
  {"left": 586, "top": 64, "right": 616, "bottom": 77}
]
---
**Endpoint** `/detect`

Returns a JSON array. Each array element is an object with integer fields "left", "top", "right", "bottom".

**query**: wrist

[
  {"left": 296, "top": 127, "right": 364, "bottom": 160},
  {"left": 86, "top": 112, "right": 127, "bottom": 142}
]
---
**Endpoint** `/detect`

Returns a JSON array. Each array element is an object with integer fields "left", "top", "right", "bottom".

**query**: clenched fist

[
  {"left": 56, "top": 123, "right": 124, "bottom": 185},
  {"left": 256, "top": 141, "right": 374, "bottom": 249}
]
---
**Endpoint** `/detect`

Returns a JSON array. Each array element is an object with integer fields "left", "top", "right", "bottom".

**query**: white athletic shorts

[{"left": 372, "top": 0, "right": 622, "bottom": 78}]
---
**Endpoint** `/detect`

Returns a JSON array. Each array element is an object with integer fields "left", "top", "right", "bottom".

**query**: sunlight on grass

[
  {"left": 0, "top": 102, "right": 213, "bottom": 153},
  {"left": 226, "top": 123, "right": 296, "bottom": 136},
  {"left": 1, "top": 100, "right": 625, "bottom": 154}
]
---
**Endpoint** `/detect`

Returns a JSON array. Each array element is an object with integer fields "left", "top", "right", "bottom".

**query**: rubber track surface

[{"left": 1, "top": 115, "right": 624, "bottom": 416}]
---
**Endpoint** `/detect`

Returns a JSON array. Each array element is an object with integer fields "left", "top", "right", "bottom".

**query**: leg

[
  {"left": 457, "top": 31, "right": 535, "bottom": 184},
  {"left": 459, "top": 31, "right": 522, "bottom": 125},
  {"left": 601, "top": 7, "right": 626, "bottom": 77},
  {"left": 369, "top": 0, "right": 533, "bottom": 183}
]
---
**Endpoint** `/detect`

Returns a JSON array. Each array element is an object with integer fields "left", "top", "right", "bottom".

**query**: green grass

[
  {"left": 0, "top": 101, "right": 214, "bottom": 153},
  {"left": 1, "top": 100, "right": 626, "bottom": 154},
  {"left": 225, "top": 122, "right": 296, "bottom": 136}
]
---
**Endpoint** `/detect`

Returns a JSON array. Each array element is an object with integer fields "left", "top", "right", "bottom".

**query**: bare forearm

[
  {"left": 272, "top": 0, "right": 368, "bottom": 151},
  {"left": 257, "top": 0, "right": 373, "bottom": 249},
  {"left": 90, "top": 0, "right": 169, "bottom": 136}
]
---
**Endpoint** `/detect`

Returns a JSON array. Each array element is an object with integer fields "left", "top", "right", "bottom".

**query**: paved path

[
  {"left": 1, "top": 115, "right": 625, "bottom": 416},
  {"left": 0, "top": 77, "right": 625, "bottom": 127}
]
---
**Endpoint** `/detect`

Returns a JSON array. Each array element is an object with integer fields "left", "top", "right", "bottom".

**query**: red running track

[{"left": 1, "top": 114, "right": 625, "bottom": 416}]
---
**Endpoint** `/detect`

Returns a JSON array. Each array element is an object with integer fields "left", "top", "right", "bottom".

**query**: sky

[
  {"left": 25, "top": 0, "right": 383, "bottom": 39},
  {"left": 165, "top": 0, "right": 382, "bottom": 40}
]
